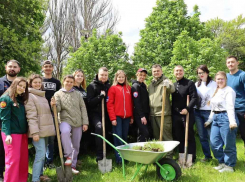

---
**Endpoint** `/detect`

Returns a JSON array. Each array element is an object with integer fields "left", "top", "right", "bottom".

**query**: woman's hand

[
  {"left": 141, "top": 117, "right": 147, "bottom": 125},
  {"left": 204, "top": 121, "right": 211, "bottom": 128},
  {"left": 112, "top": 120, "right": 117, "bottom": 126},
  {"left": 33, "top": 134, "right": 40, "bottom": 142},
  {"left": 83, "top": 125, "right": 88, "bottom": 132},
  {"left": 180, "top": 109, "right": 188, "bottom": 115},
  {"left": 50, "top": 97, "right": 56, "bottom": 107},
  {"left": 5, "top": 135, "right": 12, "bottom": 145},
  {"left": 230, "top": 123, "right": 237, "bottom": 130},
  {"left": 130, "top": 118, "right": 134, "bottom": 124}
]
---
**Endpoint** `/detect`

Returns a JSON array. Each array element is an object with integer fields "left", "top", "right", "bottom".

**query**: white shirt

[
  {"left": 208, "top": 86, "right": 236, "bottom": 125},
  {"left": 195, "top": 80, "right": 217, "bottom": 110}
]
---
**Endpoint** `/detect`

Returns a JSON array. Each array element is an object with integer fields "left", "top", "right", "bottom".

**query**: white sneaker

[
  {"left": 72, "top": 168, "right": 79, "bottom": 174},
  {"left": 65, "top": 157, "right": 72, "bottom": 166},
  {"left": 213, "top": 163, "right": 225, "bottom": 170},
  {"left": 219, "top": 165, "right": 234, "bottom": 173}
]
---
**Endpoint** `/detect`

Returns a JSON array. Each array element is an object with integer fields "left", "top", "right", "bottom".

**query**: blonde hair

[
  {"left": 212, "top": 71, "right": 227, "bottom": 98},
  {"left": 112, "top": 70, "right": 130, "bottom": 87},
  {"left": 73, "top": 69, "right": 86, "bottom": 89}
]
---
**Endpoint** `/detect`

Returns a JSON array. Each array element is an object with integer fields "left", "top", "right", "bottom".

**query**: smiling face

[
  {"left": 226, "top": 57, "right": 239, "bottom": 73},
  {"left": 74, "top": 71, "right": 84, "bottom": 85},
  {"left": 197, "top": 69, "right": 208, "bottom": 82},
  {"left": 152, "top": 67, "right": 163, "bottom": 79},
  {"left": 31, "top": 78, "right": 42, "bottom": 90},
  {"left": 42, "top": 64, "right": 53, "bottom": 76},
  {"left": 5, "top": 61, "right": 20, "bottom": 77},
  {"left": 63, "top": 78, "right": 74, "bottom": 91},
  {"left": 137, "top": 72, "right": 147, "bottom": 83},
  {"left": 174, "top": 66, "right": 184, "bottom": 80},
  {"left": 16, "top": 81, "right": 27, "bottom": 95},
  {"left": 98, "top": 70, "right": 108, "bottom": 83},
  {"left": 117, "top": 73, "right": 125, "bottom": 84},
  {"left": 216, "top": 74, "right": 226, "bottom": 89}
]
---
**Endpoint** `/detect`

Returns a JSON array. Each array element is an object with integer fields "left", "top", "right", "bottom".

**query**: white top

[
  {"left": 195, "top": 80, "right": 217, "bottom": 110},
  {"left": 208, "top": 86, "right": 236, "bottom": 125}
]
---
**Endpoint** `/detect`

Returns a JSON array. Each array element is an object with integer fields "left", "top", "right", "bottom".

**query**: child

[
  {"left": 0, "top": 77, "right": 29, "bottom": 182},
  {"left": 51, "top": 75, "right": 89, "bottom": 174},
  {"left": 25, "top": 74, "right": 56, "bottom": 182},
  {"left": 107, "top": 70, "right": 133, "bottom": 164}
]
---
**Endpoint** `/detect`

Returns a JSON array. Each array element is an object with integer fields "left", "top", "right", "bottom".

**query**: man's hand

[
  {"left": 112, "top": 120, "right": 117, "bottom": 126},
  {"left": 180, "top": 109, "right": 188, "bottom": 115},
  {"left": 141, "top": 117, "right": 147, "bottom": 125}
]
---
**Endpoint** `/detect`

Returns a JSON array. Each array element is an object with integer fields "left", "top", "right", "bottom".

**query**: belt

[{"left": 213, "top": 111, "right": 226, "bottom": 114}]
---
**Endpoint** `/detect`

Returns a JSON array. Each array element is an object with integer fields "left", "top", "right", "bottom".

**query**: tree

[
  {"left": 163, "top": 31, "right": 228, "bottom": 81},
  {"left": 64, "top": 29, "right": 131, "bottom": 83},
  {"left": 0, "top": 0, "right": 45, "bottom": 76},
  {"left": 132, "top": 0, "right": 211, "bottom": 68}
]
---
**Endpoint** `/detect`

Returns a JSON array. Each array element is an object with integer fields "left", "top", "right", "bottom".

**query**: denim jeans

[
  {"left": 32, "top": 137, "right": 48, "bottom": 182},
  {"left": 194, "top": 109, "right": 212, "bottom": 159},
  {"left": 235, "top": 111, "right": 245, "bottom": 146},
  {"left": 210, "top": 112, "right": 238, "bottom": 167},
  {"left": 45, "top": 136, "right": 55, "bottom": 164},
  {"left": 112, "top": 117, "right": 130, "bottom": 163}
]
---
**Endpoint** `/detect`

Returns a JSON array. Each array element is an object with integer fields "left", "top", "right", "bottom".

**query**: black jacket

[
  {"left": 87, "top": 75, "right": 111, "bottom": 116},
  {"left": 131, "top": 80, "right": 150, "bottom": 118},
  {"left": 172, "top": 77, "right": 197, "bottom": 115}
]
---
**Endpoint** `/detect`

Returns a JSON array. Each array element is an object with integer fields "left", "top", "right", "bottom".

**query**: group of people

[{"left": 0, "top": 55, "right": 244, "bottom": 182}]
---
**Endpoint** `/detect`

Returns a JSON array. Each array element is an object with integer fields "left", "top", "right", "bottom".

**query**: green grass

[{"left": 28, "top": 137, "right": 245, "bottom": 182}]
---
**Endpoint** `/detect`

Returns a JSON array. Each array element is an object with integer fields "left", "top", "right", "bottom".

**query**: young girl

[
  {"left": 25, "top": 74, "right": 56, "bottom": 182},
  {"left": 107, "top": 70, "right": 133, "bottom": 164},
  {"left": 51, "top": 75, "right": 89, "bottom": 174},
  {"left": 73, "top": 69, "right": 87, "bottom": 107},
  {"left": 0, "top": 77, "right": 29, "bottom": 182},
  {"left": 205, "top": 71, "right": 238, "bottom": 172},
  {"left": 194, "top": 65, "right": 217, "bottom": 162}
]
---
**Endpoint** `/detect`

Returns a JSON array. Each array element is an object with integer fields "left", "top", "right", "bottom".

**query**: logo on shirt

[
  {"left": 0, "top": 101, "right": 6, "bottom": 108},
  {"left": 43, "top": 82, "right": 57, "bottom": 91},
  {"left": 133, "top": 92, "right": 138, "bottom": 98}
]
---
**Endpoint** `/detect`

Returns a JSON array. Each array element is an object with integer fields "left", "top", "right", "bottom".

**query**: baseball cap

[
  {"left": 42, "top": 60, "right": 53, "bottom": 66},
  {"left": 137, "top": 68, "right": 147, "bottom": 74}
]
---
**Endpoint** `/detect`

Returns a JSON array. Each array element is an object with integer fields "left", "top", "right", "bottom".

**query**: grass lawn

[{"left": 28, "top": 136, "right": 245, "bottom": 182}]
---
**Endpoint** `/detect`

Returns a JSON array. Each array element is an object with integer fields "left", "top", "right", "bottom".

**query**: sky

[{"left": 112, "top": 0, "right": 245, "bottom": 55}]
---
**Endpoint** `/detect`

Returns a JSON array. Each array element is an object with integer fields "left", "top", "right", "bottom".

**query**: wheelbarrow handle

[
  {"left": 91, "top": 133, "right": 120, "bottom": 152},
  {"left": 112, "top": 133, "right": 128, "bottom": 145}
]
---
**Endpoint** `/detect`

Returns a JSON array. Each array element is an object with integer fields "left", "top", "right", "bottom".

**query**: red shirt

[{"left": 107, "top": 84, "right": 133, "bottom": 121}]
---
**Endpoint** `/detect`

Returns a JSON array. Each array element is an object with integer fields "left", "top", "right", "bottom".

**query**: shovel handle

[
  {"left": 102, "top": 98, "right": 106, "bottom": 158},
  {"left": 160, "top": 86, "right": 167, "bottom": 141},
  {"left": 184, "top": 95, "right": 190, "bottom": 154},
  {"left": 53, "top": 105, "right": 65, "bottom": 172}
]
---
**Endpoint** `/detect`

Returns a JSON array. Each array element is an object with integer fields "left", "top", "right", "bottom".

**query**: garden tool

[
  {"left": 53, "top": 105, "right": 73, "bottom": 182},
  {"left": 98, "top": 98, "right": 112, "bottom": 174},
  {"left": 179, "top": 95, "right": 193, "bottom": 168},
  {"left": 159, "top": 86, "right": 167, "bottom": 141}
]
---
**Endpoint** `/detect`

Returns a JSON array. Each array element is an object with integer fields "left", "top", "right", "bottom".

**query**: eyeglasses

[{"left": 198, "top": 72, "right": 205, "bottom": 75}]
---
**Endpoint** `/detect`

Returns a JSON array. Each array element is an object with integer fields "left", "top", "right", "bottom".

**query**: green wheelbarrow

[{"left": 91, "top": 133, "right": 181, "bottom": 181}]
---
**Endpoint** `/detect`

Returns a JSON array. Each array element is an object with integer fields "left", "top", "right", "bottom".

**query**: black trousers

[
  {"left": 0, "top": 132, "right": 5, "bottom": 176},
  {"left": 172, "top": 112, "right": 196, "bottom": 161},
  {"left": 236, "top": 111, "right": 245, "bottom": 145},
  {"left": 134, "top": 114, "right": 152, "bottom": 142}
]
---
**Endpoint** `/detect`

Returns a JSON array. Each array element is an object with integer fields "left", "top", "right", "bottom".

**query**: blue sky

[{"left": 112, "top": 0, "right": 245, "bottom": 55}]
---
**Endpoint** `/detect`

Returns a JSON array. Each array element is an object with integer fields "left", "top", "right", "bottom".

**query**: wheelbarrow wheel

[{"left": 156, "top": 158, "right": 181, "bottom": 181}]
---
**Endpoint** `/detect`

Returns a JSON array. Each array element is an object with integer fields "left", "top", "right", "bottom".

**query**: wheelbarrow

[{"left": 91, "top": 133, "right": 181, "bottom": 181}]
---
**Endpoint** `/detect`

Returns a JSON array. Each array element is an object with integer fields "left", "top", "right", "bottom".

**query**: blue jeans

[
  {"left": 112, "top": 117, "right": 130, "bottom": 163},
  {"left": 194, "top": 109, "right": 212, "bottom": 159},
  {"left": 210, "top": 112, "right": 238, "bottom": 167},
  {"left": 32, "top": 137, "right": 48, "bottom": 181},
  {"left": 45, "top": 136, "right": 55, "bottom": 164}
]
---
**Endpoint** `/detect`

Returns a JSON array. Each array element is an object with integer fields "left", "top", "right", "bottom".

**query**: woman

[
  {"left": 131, "top": 68, "right": 152, "bottom": 142},
  {"left": 0, "top": 77, "right": 29, "bottom": 182},
  {"left": 194, "top": 65, "right": 217, "bottom": 162},
  {"left": 51, "top": 75, "right": 89, "bottom": 174},
  {"left": 107, "top": 70, "right": 133, "bottom": 164},
  {"left": 205, "top": 71, "right": 238, "bottom": 173},
  {"left": 25, "top": 74, "right": 56, "bottom": 182}
]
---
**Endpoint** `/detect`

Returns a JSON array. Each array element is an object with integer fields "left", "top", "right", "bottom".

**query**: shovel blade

[
  {"left": 98, "top": 158, "right": 112, "bottom": 174},
  {"left": 56, "top": 166, "right": 73, "bottom": 182},
  {"left": 56, "top": 166, "right": 65, "bottom": 182},
  {"left": 64, "top": 165, "right": 73, "bottom": 182},
  {"left": 178, "top": 153, "right": 193, "bottom": 168}
]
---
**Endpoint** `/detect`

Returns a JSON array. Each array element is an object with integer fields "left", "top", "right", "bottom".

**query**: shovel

[
  {"left": 98, "top": 98, "right": 112, "bottom": 174},
  {"left": 53, "top": 105, "right": 73, "bottom": 182},
  {"left": 179, "top": 95, "right": 193, "bottom": 168},
  {"left": 159, "top": 86, "right": 167, "bottom": 141}
]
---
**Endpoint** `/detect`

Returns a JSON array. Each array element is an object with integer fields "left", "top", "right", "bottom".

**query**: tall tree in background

[
  {"left": 0, "top": 0, "right": 45, "bottom": 76},
  {"left": 132, "top": 0, "right": 211, "bottom": 70}
]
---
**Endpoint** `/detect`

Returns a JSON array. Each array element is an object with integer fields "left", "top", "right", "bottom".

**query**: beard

[{"left": 6, "top": 70, "right": 19, "bottom": 77}]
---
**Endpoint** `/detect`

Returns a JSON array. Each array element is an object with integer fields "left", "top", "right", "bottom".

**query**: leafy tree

[
  {"left": 164, "top": 31, "right": 228, "bottom": 81},
  {"left": 64, "top": 30, "right": 132, "bottom": 83},
  {"left": 132, "top": 0, "right": 211, "bottom": 68},
  {"left": 0, "top": 0, "right": 45, "bottom": 76}
]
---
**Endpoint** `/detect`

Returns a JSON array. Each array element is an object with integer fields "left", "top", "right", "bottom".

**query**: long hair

[
  {"left": 112, "top": 70, "right": 130, "bottom": 88},
  {"left": 212, "top": 71, "right": 227, "bottom": 98},
  {"left": 196, "top": 65, "right": 212, "bottom": 87},
  {"left": 28, "top": 74, "right": 44, "bottom": 90},
  {"left": 73, "top": 69, "right": 86, "bottom": 89},
  {"left": 4, "top": 77, "right": 29, "bottom": 106}
]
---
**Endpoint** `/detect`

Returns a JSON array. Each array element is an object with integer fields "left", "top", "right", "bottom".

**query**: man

[
  {"left": 226, "top": 56, "right": 245, "bottom": 150},
  {"left": 42, "top": 60, "right": 61, "bottom": 169},
  {"left": 87, "top": 67, "right": 111, "bottom": 162},
  {"left": 148, "top": 64, "right": 175, "bottom": 157},
  {"left": 0, "top": 60, "right": 21, "bottom": 181},
  {"left": 172, "top": 65, "right": 197, "bottom": 162}
]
